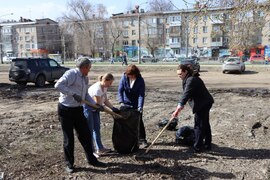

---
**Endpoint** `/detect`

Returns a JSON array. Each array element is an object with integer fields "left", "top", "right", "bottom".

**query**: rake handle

[
  {"left": 82, "top": 100, "right": 123, "bottom": 119},
  {"left": 145, "top": 116, "right": 176, "bottom": 153}
]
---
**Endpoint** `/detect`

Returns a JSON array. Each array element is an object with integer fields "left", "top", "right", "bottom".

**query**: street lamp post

[
  {"left": 135, "top": 5, "right": 141, "bottom": 64},
  {"left": 185, "top": 16, "right": 189, "bottom": 58},
  {"left": 135, "top": 2, "right": 147, "bottom": 64}
]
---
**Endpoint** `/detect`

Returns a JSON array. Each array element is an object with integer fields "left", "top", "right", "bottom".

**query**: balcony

[
  {"left": 169, "top": 21, "right": 181, "bottom": 27},
  {"left": 169, "top": 42, "right": 181, "bottom": 48},
  {"left": 211, "top": 42, "right": 223, "bottom": 47},
  {"left": 211, "top": 19, "right": 224, "bottom": 24}
]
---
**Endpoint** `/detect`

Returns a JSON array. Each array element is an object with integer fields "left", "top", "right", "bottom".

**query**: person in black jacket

[{"left": 172, "top": 64, "right": 214, "bottom": 153}]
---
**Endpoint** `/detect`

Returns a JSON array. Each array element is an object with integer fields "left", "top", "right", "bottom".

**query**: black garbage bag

[
  {"left": 158, "top": 118, "right": 178, "bottom": 131},
  {"left": 175, "top": 126, "right": 195, "bottom": 146},
  {"left": 112, "top": 109, "right": 140, "bottom": 154}
]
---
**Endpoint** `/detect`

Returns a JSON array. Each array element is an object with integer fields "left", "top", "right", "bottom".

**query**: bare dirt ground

[{"left": 0, "top": 64, "right": 270, "bottom": 180}]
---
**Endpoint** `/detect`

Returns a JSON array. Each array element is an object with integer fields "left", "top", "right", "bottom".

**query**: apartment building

[
  {"left": 0, "top": 18, "right": 61, "bottom": 62},
  {"left": 110, "top": 5, "right": 270, "bottom": 58}
]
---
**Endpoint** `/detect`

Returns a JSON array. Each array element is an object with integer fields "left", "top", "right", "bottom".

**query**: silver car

[{"left": 222, "top": 57, "right": 245, "bottom": 74}]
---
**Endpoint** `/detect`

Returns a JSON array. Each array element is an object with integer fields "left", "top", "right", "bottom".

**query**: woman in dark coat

[
  {"left": 172, "top": 64, "right": 214, "bottom": 153},
  {"left": 118, "top": 64, "right": 147, "bottom": 147}
]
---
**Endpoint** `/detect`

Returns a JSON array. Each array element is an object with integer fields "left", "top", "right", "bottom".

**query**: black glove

[
  {"left": 95, "top": 104, "right": 104, "bottom": 112},
  {"left": 73, "top": 94, "right": 82, "bottom": 103},
  {"left": 111, "top": 107, "right": 120, "bottom": 113}
]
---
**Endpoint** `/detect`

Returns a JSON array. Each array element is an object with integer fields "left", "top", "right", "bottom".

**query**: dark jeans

[
  {"left": 193, "top": 104, "right": 212, "bottom": 150},
  {"left": 58, "top": 103, "right": 98, "bottom": 168}
]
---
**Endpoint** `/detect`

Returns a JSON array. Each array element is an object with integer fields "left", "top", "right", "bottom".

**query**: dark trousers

[
  {"left": 58, "top": 103, "right": 97, "bottom": 168},
  {"left": 193, "top": 104, "right": 212, "bottom": 150},
  {"left": 139, "top": 112, "right": 146, "bottom": 141}
]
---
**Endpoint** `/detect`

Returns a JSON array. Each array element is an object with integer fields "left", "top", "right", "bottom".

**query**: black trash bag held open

[
  {"left": 112, "top": 109, "right": 140, "bottom": 154},
  {"left": 175, "top": 126, "right": 195, "bottom": 146}
]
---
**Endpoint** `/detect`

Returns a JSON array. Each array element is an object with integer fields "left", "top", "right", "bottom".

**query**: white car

[
  {"left": 162, "top": 57, "right": 177, "bottom": 62},
  {"left": 3, "top": 56, "right": 16, "bottom": 64},
  {"left": 141, "top": 55, "right": 157, "bottom": 63},
  {"left": 222, "top": 57, "right": 245, "bottom": 74}
]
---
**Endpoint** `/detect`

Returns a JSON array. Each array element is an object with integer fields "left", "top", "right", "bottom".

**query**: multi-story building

[
  {"left": 110, "top": 5, "right": 270, "bottom": 59},
  {"left": 0, "top": 18, "right": 61, "bottom": 62}
]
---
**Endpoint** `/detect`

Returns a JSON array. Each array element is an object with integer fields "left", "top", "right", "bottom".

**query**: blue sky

[{"left": 0, "top": 0, "right": 194, "bottom": 21}]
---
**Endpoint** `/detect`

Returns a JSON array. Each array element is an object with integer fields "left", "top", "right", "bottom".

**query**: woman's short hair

[
  {"left": 125, "top": 64, "right": 141, "bottom": 78},
  {"left": 177, "top": 64, "right": 194, "bottom": 75}
]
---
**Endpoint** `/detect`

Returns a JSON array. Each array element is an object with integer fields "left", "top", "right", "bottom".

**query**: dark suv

[{"left": 9, "top": 58, "right": 69, "bottom": 87}]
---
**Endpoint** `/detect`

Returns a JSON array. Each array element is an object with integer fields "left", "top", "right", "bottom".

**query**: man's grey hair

[{"left": 76, "top": 57, "right": 91, "bottom": 68}]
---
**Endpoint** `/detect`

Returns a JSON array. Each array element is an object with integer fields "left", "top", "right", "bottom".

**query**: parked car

[
  {"left": 9, "top": 58, "right": 69, "bottom": 87},
  {"left": 141, "top": 55, "right": 157, "bottom": 63},
  {"left": 218, "top": 55, "right": 230, "bottom": 62},
  {"left": 162, "top": 56, "right": 177, "bottom": 62},
  {"left": 179, "top": 57, "right": 200, "bottom": 72},
  {"left": 3, "top": 56, "right": 16, "bottom": 64},
  {"left": 129, "top": 56, "right": 139, "bottom": 62},
  {"left": 249, "top": 54, "right": 265, "bottom": 64},
  {"left": 222, "top": 57, "right": 245, "bottom": 74}
]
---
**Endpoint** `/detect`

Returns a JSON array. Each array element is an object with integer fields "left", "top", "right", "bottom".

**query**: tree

[
  {"left": 141, "top": 16, "right": 165, "bottom": 57},
  {"left": 60, "top": 0, "right": 108, "bottom": 58},
  {"left": 148, "top": 0, "right": 174, "bottom": 11},
  {"left": 108, "top": 17, "right": 124, "bottom": 59},
  {"left": 189, "top": 0, "right": 270, "bottom": 57}
]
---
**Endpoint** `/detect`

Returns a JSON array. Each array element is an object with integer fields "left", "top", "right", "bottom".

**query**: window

[
  {"left": 157, "top": 18, "right": 163, "bottom": 24},
  {"left": 193, "top": 37, "right": 198, "bottom": 44},
  {"left": 212, "top": 37, "right": 221, "bottom": 42},
  {"left": 203, "top": 15, "right": 208, "bottom": 21},
  {"left": 25, "top": 36, "right": 31, "bottom": 41},
  {"left": 147, "top": 18, "right": 156, "bottom": 24},
  {"left": 169, "top": 16, "right": 181, "bottom": 22},
  {"left": 194, "top": 26, "right": 198, "bottom": 34},
  {"left": 49, "top": 60, "right": 58, "bottom": 67},
  {"left": 39, "top": 60, "right": 49, "bottom": 67},
  {"left": 132, "top": 30, "right": 136, "bottom": 35},
  {"left": 25, "top": 28, "right": 31, "bottom": 33},
  {"left": 203, "top": 26, "right": 208, "bottom": 33},
  {"left": 213, "top": 25, "right": 220, "bottom": 32},
  {"left": 148, "top": 28, "right": 157, "bottom": 35},
  {"left": 202, "top": 37, "right": 207, "bottom": 44},
  {"left": 122, "top": 40, "right": 128, "bottom": 46},
  {"left": 170, "top": 37, "right": 179, "bottom": 43},
  {"left": 123, "top": 30, "right": 128, "bottom": 37},
  {"left": 123, "top": 21, "right": 129, "bottom": 27},
  {"left": 25, "top": 44, "right": 31, "bottom": 49},
  {"left": 170, "top": 26, "right": 180, "bottom": 33},
  {"left": 211, "top": 14, "right": 220, "bottom": 21},
  {"left": 132, "top": 40, "right": 136, "bottom": 46}
]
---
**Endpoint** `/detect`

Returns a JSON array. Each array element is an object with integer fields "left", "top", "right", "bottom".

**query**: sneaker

[
  {"left": 93, "top": 152, "right": 100, "bottom": 158},
  {"left": 65, "top": 166, "right": 74, "bottom": 173},
  {"left": 139, "top": 139, "right": 149, "bottom": 148},
  {"left": 89, "top": 160, "right": 107, "bottom": 168},
  {"left": 193, "top": 146, "right": 202, "bottom": 153},
  {"left": 204, "top": 144, "right": 212, "bottom": 151}
]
